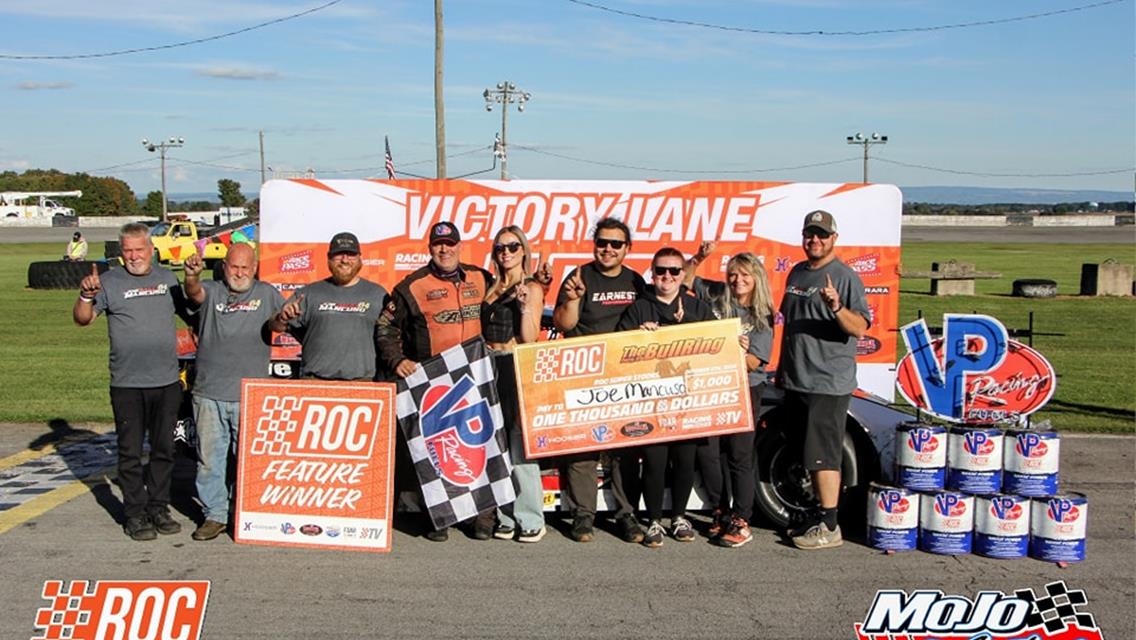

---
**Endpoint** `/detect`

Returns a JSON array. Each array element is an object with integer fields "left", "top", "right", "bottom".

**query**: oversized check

[
  {"left": 514, "top": 318, "right": 753, "bottom": 459},
  {"left": 235, "top": 379, "right": 396, "bottom": 553}
]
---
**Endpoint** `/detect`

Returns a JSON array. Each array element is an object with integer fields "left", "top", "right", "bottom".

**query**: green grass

[{"left": 1, "top": 242, "right": 1133, "bottom": 432}]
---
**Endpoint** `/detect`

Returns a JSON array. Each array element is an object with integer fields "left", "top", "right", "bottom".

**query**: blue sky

[{"left": 0, "top": 0, "right": 1132, "bottom": 197}]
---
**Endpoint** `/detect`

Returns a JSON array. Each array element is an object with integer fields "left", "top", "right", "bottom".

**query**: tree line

[
  {"left": 905, "top": 201, "right": 1135, "bottom": 215},
  {"left": 0, "top": 170, "right": 248, "bottom": 217}
]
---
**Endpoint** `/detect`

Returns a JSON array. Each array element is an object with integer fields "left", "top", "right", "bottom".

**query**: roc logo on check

[
  {"left": 532, "top": 344, "right": 606, "bottom": 383},
  {"left": 251, "top": 396, "right": 384, "bottom": 460},
  {"left": 32, "top": 580, "right": 210, "bottom": 640}
]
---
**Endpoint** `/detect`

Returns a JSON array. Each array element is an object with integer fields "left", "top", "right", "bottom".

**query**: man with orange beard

[{"left": 269, "top": 232, "right": 388, "bottom": 381}]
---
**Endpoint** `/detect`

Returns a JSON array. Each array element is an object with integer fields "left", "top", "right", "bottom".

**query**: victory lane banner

[
  {"left": 515, "top": 318, "right": 754, "bottom": 459},
  {"left": 236, "top": 379, "right": 396, "bottom": 553},
  {"left": 395, "top": 338, "right": 515, "bottom": 530}
]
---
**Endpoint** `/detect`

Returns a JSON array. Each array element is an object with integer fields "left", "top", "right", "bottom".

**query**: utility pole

[
  {"left": 483, "top": 81, "right": 531, "bottom": 180},
  {"left": 259, "top": 130, "right": 266, "bottom": 185},
  {"left": 141, "top": 136, "right": 185, "bottom": 222},
  {"left": 434, "top": 0, "right": 446, "bottom": 179},
  {"left": 846, "top": 132, "right": 887, "bottom": 183}
]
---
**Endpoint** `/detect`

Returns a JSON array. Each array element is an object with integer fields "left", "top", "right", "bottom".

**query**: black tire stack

[{"left": 27, "top": 260, "right": 111, "bottom": 289}]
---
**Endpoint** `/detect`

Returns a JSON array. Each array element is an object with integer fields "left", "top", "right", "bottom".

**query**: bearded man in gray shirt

[
  {"left": 182, "top": 243, "right": 284, "bottom": 541},
  {"left": 73, "top": 223, "right": 188, "bottom": 541},
  {"left": 777, "top": 210, "right": 870, "bottom": 550}
]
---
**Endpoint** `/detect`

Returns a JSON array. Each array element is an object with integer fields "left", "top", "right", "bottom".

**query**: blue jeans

[
  {"left": 193, "top": 395, "right": 240, "bottom": 524},
  {"left": 499, "top": 426, "right": 545, "bottom": 532}
]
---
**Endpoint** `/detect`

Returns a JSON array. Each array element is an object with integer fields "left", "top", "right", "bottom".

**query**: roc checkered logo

[
  {"left": 33, "top": 580, "right": 209, "bottom": 640},
  {"left": 531, "top": 344, "right": 605, "bottom": 383},
  {"left": 251, "top": 395, "right": 384, "bottom": 460},
  {"left": 1015, "top": 581, "right": 1096, "bottom": 635}
]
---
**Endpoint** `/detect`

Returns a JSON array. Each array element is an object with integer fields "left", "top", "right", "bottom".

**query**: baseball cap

[
  {"left": 802, "top": 210, "right": 838, "bottom": 235},
  {"left": 72, "top": 232, "right": 81, "bottom": 240},
  {"left": 429, "top": 221, "right": 461, "bottom": 245},
  {"left": 327, "top": 232, "right": 361, "bottom": 256}
]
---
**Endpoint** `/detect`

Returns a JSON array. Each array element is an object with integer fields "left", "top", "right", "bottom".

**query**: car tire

[
  {"left": 27, "top": 260, "right": 110, "bottom": 289},
  {"left": 753, "top": 409, "right": 861, "bottom": 530}
]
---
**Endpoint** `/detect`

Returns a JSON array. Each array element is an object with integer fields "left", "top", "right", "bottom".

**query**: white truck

[{"left": 0, "top": 190, "right": 82, "bottom": 220}]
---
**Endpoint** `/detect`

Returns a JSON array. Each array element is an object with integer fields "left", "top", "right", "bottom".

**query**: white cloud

[
  {"left": 15, "top": 81, "right": 74, "bottom": 90},
  {"left": 197, "top": 66, "right": 279, "bottom": 81}
]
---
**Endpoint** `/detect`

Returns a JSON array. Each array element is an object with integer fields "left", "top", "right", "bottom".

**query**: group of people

[{"left": 74, "top": 208, "right": 869, "bottom": 553}]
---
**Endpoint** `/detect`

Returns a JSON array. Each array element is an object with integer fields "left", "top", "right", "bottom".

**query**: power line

[
  {"left": 512, "top": 145, "right": 859, "bottom": 174},
  {"left": 563, "top": 0, "right": 1127, "bottom": 36},
  {"left": 0, "top": 0, "right": 342, "bottom": 60},
  {"left": 876, "top": 157, "right": 1134, "bottom": 178}
]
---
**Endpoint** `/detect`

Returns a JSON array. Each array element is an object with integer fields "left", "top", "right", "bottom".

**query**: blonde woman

[
  {"left": 482, "top": 225, "right": 547, "bottom": 542},
  {"left": 687, "top": 246, "right": 776, "bottom": 548}
]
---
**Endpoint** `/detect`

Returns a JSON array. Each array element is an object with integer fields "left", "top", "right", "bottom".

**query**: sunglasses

[
  {"left": 653, "top": 265, "right": 683, "bottom": 277},
  {"left": 594, "top": 238, "right": 627, "bottom": 250},
  {"left": 803, "top": 229, "right": 833, "bottom": 240},
  {"left": 493, "top": 242, "right": 523, "bottom": 255}
]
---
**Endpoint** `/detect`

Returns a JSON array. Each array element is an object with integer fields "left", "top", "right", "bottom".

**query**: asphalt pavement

[{"left": 0, "top": 421, "right": 1132, "bottom": 640}]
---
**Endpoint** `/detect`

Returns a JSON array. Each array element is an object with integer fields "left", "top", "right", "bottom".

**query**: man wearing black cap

[
  {"left": 777, "top": 210, "right": 870, "bottom": 550},
  {"left": 269, "top": 231, "right": 388, "bottom": 381},
  {"left": 377, "top": 220, "right": 495, "bottom": 541},
  {"left": 65, "top": 231, "right": 88, "bottom": 261}
]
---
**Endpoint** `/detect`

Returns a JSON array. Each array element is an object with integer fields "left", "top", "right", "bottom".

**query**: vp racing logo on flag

[
  {"left": 32, "top": 580, "right": 209, "bottom": 640},
  {"left": 853, "top": 580, "right": 1104, "bottom": 640},
  {"left": 420, "top": 375, "right": 493, "bottom": 486}
]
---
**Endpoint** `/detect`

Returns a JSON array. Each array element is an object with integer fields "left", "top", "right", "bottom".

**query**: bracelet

[
  {"left": 832, "top": 303, "right": 843, "bottom": 314},
  {"left": 78, "top": 295, "right": 95, "bottom": 304}
]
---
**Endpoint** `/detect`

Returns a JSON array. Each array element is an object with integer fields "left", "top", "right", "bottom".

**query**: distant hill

[{"left": 900, "top": 186, "right": 1132, "bottom": 205}]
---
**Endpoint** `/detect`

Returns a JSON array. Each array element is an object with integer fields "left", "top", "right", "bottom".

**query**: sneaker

[
  {"left": 786, "top": 509, "right": 821, "bottom": 539},
  {"left": 671, "top": 516, "right": 695, "bottom": 542},
  {"left": 149, "top": 508, "right": 182, "bottom": 535},
  {"left": 716, "top": 516, "right": 753, "bottom": 548},
  {"left": 707, "top": 508, "right": 728, "bottom": 538},
  {"left": 617, "top": 514, "right": 644, "bottom": 543},
  {"left": 570, "top": 515, "right": 595, "bottom": 543},
  {"left": 124, "top": 515, "right": 157, "bottom": 541},
  {"left": 791, "top": 523, "right": 843, "bottom": 550},
  {"left": 424, "top": 527, "right": 449, "bottom": 542},
  {"left": 493, "top": 523, "right": 516, "bottom": 540},
  {"left": 472, "top": 513, "right": 495, "bottom": 541},
  {"left": 192, "top": 520, "right": 226, "bottom": 541},
  {"left": 642, "top": 520, "right": 665, "bottom": 548},
  {"left": 517, "top": 527, "right": 546, "bottom": 543}
]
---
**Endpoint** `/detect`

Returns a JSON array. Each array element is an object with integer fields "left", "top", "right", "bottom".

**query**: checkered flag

[
  {"left": 1015, "top": 580, "right": 1098, "bottom": 634},
  {"left": 396, "top": 337, "right": 514, "bottom": 530}
]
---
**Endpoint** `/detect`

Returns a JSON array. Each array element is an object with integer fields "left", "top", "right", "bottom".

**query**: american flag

[{"left": 384, "top": 135, "right": 396, "bottom": 179}]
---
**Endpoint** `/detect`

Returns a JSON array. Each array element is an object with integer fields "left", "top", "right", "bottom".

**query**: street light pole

[
  {"left": 846, "top": 132, "right": 887, "bottom": 183},
  {"left": 483, "top": 81, "right": 531, "bottom": 180},
  {"left": 142, "top": 136, "right": 185, "bottom": 222}
]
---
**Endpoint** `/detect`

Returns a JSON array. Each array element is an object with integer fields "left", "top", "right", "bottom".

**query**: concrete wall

[
  {"left": 78, "top": 216, "right": 153, "bottom": 228},
  {"left": 902, "top": 215, "right": 1006, "bottom": 227},
  {"left": 903, "top": 214, "right": 1121, "bottom": 227},
  {"left": 1032, "top": 215, "right": 1118, "bottom": 227}
]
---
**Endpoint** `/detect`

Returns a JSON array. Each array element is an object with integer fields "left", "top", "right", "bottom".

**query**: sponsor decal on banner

[
  {"left": 395, "top": 338, "right": 515, "bottom": 530},
  {"left": 514, "top": 319, "right": 753, "bottom": 459},
  {"left": 235, "top": 379, "right": 396, "bottom": 552},
  {"left": 853, "top": 580, "right": 1105, "bottom": 640},
  {"left": 847, "top": 252, "right": 881, "bottom": 276},
  {"left": 279, "top": 250, "right": 313, "bottom": 274},
  {"left": 32, "top": 580, "right": 209, "bottom": 640},
  {"left": 865, "top": 286, "right": 891, "bottom": 295},
  {"left": 857, "top": 336, "right": 882, "bottom": 356},
  {"left": 896, "top": 314, "right": 1056, "bottom": 423}
]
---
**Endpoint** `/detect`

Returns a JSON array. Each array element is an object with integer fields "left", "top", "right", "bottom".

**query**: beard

[
  {"left": 227, "top": 275, "right": 254, "bottom": 293},
  {"left": 330, "top": 261, "right": 362, "bottom": 285}
]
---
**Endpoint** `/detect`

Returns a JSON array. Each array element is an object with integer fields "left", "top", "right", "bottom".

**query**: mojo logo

[
  {"left": 251, "top": 396, "right": 383, "bottom": 460},
  {"left": 964, "top": 431, "right": 996, "bottom": 456},
  {"left": 420, "top": 375, "right": 493, "bottom": 486},
  {"left": 906, "top": 429, "right": 939, "bottom": 453},
  {"left": 877, "top": 491, "right": 910, "bottom": 514},
  {"left": 991, "top": 497, "right": 1023, "bottom": 520},
  {"left": 934, "top": 494, "right": 967, "bottom": 518},
  {"left": 531, "top": 343, "right": 606, "bottom": 384},
  {"left": 1016, "top": 432, "right": 1049, "bottom": 458},
  {"left": 896, "top": 315, "right": 1056, "bottom": 424},
  {"left": 33, "top": 580, "right": 210, "bottom": 640},
  {"left": 853, "top": 580, "right": 1104, "bottom": 640}
]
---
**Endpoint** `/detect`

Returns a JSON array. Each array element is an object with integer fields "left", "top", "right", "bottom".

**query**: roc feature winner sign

[
  {"left": 514, "top": 318, "right": 753, "bottom": 459},
  {"left": 236, "top": 379, "right": 396, "bottom": 552},
  {"left": 896, "top": 314, "right": 1056, "bottom": 424}
]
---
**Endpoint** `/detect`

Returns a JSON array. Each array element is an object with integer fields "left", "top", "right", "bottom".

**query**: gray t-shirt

[
  {"left": 692, "top": 276, "right": 774, "bottom": 388},
  {"left": 193, "top": 280, "right": 285, "bottom": 402},
  {"left": 287, "top": 278, "right": 388, "bottom": 380},
  {"left": 777, "top": 259, "right": 871, "bottom": 395},
  {"left": 92, "top": 266, "right": 183, "bottom": 388}
]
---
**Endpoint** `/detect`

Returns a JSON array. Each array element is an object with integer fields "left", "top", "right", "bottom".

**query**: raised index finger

[
  {"left": 825, "top": 273, "right": 834, "bottom": 288},
  {"left": 91, "top": 263, "right": 99, "bottom": 278}
]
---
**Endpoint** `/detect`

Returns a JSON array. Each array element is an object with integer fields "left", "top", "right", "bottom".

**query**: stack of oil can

[{"left": 867, "top": 421, "right": 1086, "bottom": 562}]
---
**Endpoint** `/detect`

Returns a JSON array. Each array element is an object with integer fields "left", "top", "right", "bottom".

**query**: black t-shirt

[
  {"left": 616, "top": 286, "right": 714, "bottom": 331},
  {"left": 555, "top": 262, "right": 646, "bottom": 337}
]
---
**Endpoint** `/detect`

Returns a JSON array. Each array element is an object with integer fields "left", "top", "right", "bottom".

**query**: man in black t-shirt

[{"left": 552, "top": 217, "right": 646, "bottom": 544}]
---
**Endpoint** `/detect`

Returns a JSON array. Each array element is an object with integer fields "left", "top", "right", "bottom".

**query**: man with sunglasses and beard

[
  {"left": 270, "top": 232, "right": 388, "bottom": 381},
  {"left": 778, "top": 210, "right": 870, "bottom": 550},
  {"left": 552, "top": 217, "right": 646, "bottom": 544},
  {"left": 182, "top": 243, "right": 284, "bottom": 541}
]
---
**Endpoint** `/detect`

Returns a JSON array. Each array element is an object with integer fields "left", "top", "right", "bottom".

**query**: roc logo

[
  {"left": 877, "top": 491, "right": 910, "bottom": 514},
  {"left": 531, "top": 344, "right": 606, "bottom": 383},
  {"left": 279, "top": 250, "right": 313, "bottom": 273},
  {"left": 32, "top": 580, "right": 210, "bottom": 640},
  {"left": 590, "top": 424, "right": 614, "bottom": 444},
  {"left": 251, "top": 395, "right": 384, "bottom": 460},
  {"left": 420, "top": 375, "right": 493, "bottom": 486},
  {"left": 991, "top": 498, "right": 1023, "bottom": 520},
  {"left": 906, "top": 429, "right": 940, "bottom": 453},
  {"left": 964, "top": 431, "right": 996, "bottom": 456},
  {"left": 853, "top": 580, "right": 1103, "bottom": 640},
  {"left": 934, "top": 494, "right": 967, "bottom": 517},
  {"left": 1016, "top": 433, "right": 1049, "bottom": 458}
]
